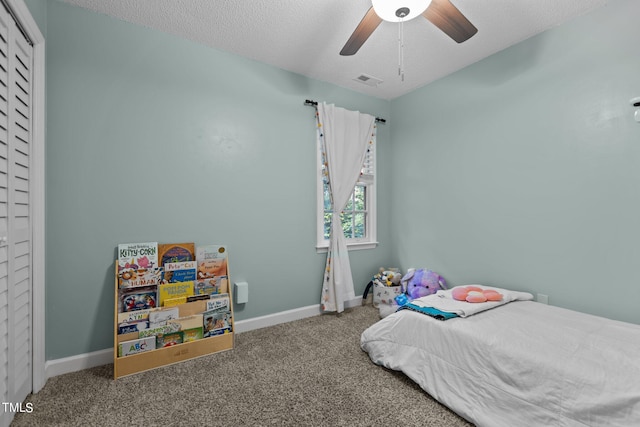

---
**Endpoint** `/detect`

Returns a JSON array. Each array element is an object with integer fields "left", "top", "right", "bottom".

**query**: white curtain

[{"left": 318, "top": 102, "right": 375, "bottom": 313}]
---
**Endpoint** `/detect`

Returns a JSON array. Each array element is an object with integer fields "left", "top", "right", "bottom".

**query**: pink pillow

[{"left": 451, "top": 286, "right": 503, "bottom": 303}]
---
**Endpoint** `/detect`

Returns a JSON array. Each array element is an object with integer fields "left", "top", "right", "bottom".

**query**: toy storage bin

[{"left": 373, "top": 281, "right": 402, "bottom": 308}]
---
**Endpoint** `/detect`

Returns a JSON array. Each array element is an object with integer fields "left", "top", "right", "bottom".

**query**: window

[{"left": 316, "top": 136, "right": 377, "bottom": 251}]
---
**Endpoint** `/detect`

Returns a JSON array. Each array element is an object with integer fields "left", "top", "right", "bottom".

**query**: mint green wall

[
  {"left": 24, "top": 0, "right": 46, "bottom": 36},
  {"left": 36, "top": 0, "right": 639, "bottom": 361},
  {"left": 390, "top": 0, "right": 640, "bottom": 323},
  {"left": 44, "top": 1, "right": 392, "bottom": 359}
]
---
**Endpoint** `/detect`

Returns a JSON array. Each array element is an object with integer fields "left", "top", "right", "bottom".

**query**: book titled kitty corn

[
  {"left": 118, "top": 242, "right": 158, "bottom": 272},
  {"left": 118, "top": 242, "right": 161, "bottom": 288}
]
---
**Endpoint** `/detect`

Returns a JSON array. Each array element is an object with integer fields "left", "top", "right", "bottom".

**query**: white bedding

[
  {"left": 361, "top": 301, "right": 640, "bottom": 427},
  {"left": 411, "top": 285, "right": 534, "bottom": 317}
]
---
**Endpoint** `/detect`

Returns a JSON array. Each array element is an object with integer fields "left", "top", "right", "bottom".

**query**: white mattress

[{"left": 361, "top": 301, "right": 640, "bottom": 426}]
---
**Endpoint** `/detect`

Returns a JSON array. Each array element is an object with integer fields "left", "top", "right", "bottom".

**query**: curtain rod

[{"left": 304, "top": 99, "right": 386, "bottom": 124}]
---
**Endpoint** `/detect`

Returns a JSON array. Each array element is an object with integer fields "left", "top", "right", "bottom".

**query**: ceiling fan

[{"left": 340, "top": 0, "right": 478, "bottom": 56}]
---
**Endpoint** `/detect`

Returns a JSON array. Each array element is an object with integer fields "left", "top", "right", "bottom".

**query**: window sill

[{"left": 316, "top": 241, "right": 378, "bottom": 253}]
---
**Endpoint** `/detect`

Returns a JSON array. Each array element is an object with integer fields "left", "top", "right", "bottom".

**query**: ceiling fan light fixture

[{"left": 371, "top": 0, "right": 432, "bottom": 22}]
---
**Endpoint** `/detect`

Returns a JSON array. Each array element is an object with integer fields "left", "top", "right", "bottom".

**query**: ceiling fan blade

[
  {"left": 340, "top": 7, "right": 382, "bottom": 56},
  {"left": 423, "top": 0, "right": 478, "bottom": 43}
]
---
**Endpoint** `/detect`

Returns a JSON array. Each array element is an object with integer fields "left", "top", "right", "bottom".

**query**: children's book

[
  {"left": 118, "top": 319, "right": 149, "bottom": 335},
  {"left": 117, "top": 308, "right": 154, "bottom": 324},
  {"left": 163, "top": 296, "right": 187, "bottom": 307},
  {"left": 165, "top": 315, "right": 203, "bottom": 342},
  {"left": 203, "top": 311, "right": 232, "bottom": 337},
  {"left": 167, "top": 314, "right": 203, "bottom": 331},
  {"left": 148, "top": 307, "right": 180, "bottom": 328},
  {"left": 119, "top": 286, "right": 157, "bottom": 312},
  {"left": 158, "top": 281, "right": 194, "bottom": 307},
  {"left": 118, "top": 267, "right": 163, "bottom": 288},
  {"left": 195, "top": 245, "right": 228, "bottom": 279},
  {"left": 138, "top": 323, "right": 181, "bottom": 339},
  {"left": 206, "top": 293, "right": 230, "bottom": 312},
  {"left": 193, "top": 278, "right": 218, "bottom": 295},
  {"left": 118, "top": 242, "right": 158, "bottom": 272},
  {"left": 157, "top": 331, "right": 184, "bottom": 348},
  {"left": 182, "top": 327, "right": 204, "bottom": 342},
  {"left": 193, "top": 276, "right": 228, "bottom": 295},
  {"left": 118, "top": 336, "right": 156, "bottom": 357},
  {"left": 158, "top": 243, "right": 195, "bottom": 266},
  {"left": 186, "top": 294, "right": 211, "bottom": 302},
  {"left": 162, "top": 261, "right": 197, "bottom": 283}
]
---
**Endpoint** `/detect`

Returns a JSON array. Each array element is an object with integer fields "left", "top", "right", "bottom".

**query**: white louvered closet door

[{"left": 0, "top": 1, "right": 33, "bottom": 418}]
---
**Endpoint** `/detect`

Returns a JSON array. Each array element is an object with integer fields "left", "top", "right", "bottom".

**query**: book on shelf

[
  {"left": 168, "top": 315, "right": 204, "bottom": 342},
  {"left": 118, "top": 242, "right": 158, "bottom": 272},
  {"left": 117, "top": 308, "right": 154, "bottom": 324},
  {"left": 206, "top": 293, "right": 230, "bottom": 312},
  {"left": 193, "top": 276, "right": 228, "bottom": 295},
  {"left": 119, "top": 286, "right": 157, "bottom": 312},
  {"left": 193, "top": 279, "right": 217, "bottom": 296},
  {"left": 138, "top": 323, "right": 181, "bottom": 339},
  {"left": 202, "top": 292, "right": 232, "bottom": 337},
  {"left": 162, "top": 261, "right": 197, "bottom": 283},
  {"left": 203, "top": 310, "right": 233, "bottom": 337},
  {"left": 118, "top": 267, "right": 163, "bottom": 289},
  {"left": 118, "top": 319, "right": 149, "bottom": 334},
  {"left": 167, "top": 314, "right": 203, "bottom": 330},
  {"left": 148, "top": 307, "right": 180, "bottom": 328},
  {"left": 182, "top": 327, "right": 204, "bottom": 342},
  {"left": 196, "top": 245, "right": 228, "bottom": 279},
  {"left": 157, "top": 331, "right": 184, "bottom": 348},
  {"left": 118, "top": 336, "right": 156, "bottom": 357},
  {"left": 158, "top": 243, "right": 195, "bottom": 266},
  {"left": 163, "top": 296, "right": 188, "bottom": 307},
  {"left": 186, "top": 294, "right": 211, "bottom": 302},
  {"left": 158, "top": 281, "right": 194, "bottom": 307}
]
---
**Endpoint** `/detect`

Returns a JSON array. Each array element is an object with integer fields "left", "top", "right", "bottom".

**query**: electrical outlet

[
  {"left": 234, "top": 281, "right": 249, "bottom": 304},
  {"left": 537, "top": 293, "right": 549, "bottom": 305}
]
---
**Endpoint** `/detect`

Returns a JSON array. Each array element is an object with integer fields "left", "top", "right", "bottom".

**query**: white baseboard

[
  {"left": 233, "top": 303, "right": 322, "bottom": 333},
  {"left": 44, "top": 348, "right": 113, "bottom": 379},
  {"left": 43, "top": 296, "right": 364, "bottom": 380}
]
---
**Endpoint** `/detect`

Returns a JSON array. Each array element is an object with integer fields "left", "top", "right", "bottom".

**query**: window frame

[{"left": 315, "top": 133, "right": 378, "bottom": 252}]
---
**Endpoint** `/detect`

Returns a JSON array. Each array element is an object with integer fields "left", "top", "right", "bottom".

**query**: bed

[{"left": 360, "top": 286, "right": 640, "bottom": 427}]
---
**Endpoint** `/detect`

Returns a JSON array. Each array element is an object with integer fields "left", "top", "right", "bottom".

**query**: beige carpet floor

[{"left": 11, "top": 304, "right": 473, "bottom": 426}]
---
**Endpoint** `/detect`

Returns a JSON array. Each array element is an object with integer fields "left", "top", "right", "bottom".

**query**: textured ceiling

[{"left": 59, "top": 0, "right": 612, "bottom": 100}]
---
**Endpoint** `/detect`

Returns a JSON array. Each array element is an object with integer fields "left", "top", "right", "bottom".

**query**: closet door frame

[{"left": 6, "top": 0, "right": 45, "bottom": 394}]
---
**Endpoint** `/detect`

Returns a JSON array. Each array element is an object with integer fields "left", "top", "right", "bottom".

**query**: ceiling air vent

[{"left": 353, "top": 73, "right": 383, "bottom": 87}]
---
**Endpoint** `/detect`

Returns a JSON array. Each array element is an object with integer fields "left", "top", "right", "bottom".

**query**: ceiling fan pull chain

[
  {"left": 401, "top": 22, "right": 405, "bottom": 82},
  {"left": 398, "top": 17, "right": 405, "bottom": 82},
  {"left": 397, "top": 19, "right": 401, "bottom": 77}
]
